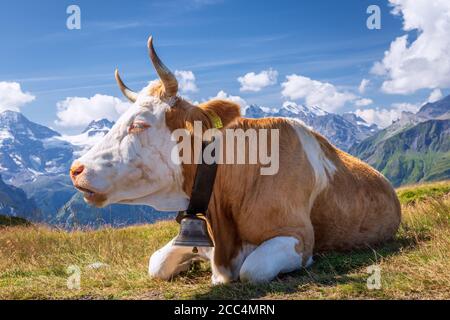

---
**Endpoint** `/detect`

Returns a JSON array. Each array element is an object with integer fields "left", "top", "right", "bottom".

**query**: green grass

[
  {"left": 0, "top": 181, "right": 449, "bottom": 300},
  {"left": 397, "top": 180, "right": 450, "bottom": 205}
]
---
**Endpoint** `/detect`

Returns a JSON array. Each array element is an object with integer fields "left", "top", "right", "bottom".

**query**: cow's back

[{"left": 309, "top": 135, "right": 401, "bottom": 251}]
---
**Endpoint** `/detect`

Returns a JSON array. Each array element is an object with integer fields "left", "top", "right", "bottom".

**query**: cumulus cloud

[
  {"left": 427, "top": 88, "right": 443, "bottom": 103},
  {"left": 354, "top": 98, "right": 373, "bottom": 107},
  {"left": 0, "top": 82, "right": 35, "bottom": 112},
  {"left": 211, "top": 90, "right": 247, "bottom": 108},
  {"left": 371, "top": 0, "right": 450, "bottom": 94},
  {"left": 355, "top": 102, "right": 420, "bottom": 128},
  {"left": 55, "top": 94, "right": 131, "bottom": 128},
  {"left": 358, "top": 79, "right": 370, "bottom": 94},
  {"left": 175, "top": 70, "right": 198, "bottom": 93},
  {"left": 281, "top": 74, "right": 356, "bottom": 112},
  {"left": 238, "top": 69, "right": 278, "bottom": 92}
]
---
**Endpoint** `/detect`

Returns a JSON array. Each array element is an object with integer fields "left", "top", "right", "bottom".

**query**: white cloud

[
  {"left": 175, "top": 70, "right": 198, "bottom": 93},
  {"left": 238, "top": 69, "right": 278, "bottom": 92},
  {"left": 55, "top": 94, "right": 131, "bottom": 128},
  {"left": 0, "top": 82, "right": 35, "bottom": 112},
  {"left": 358, "top": 79, "right": 370, "bottom": 94},
  {"left": 427, "top": 88, "right": 443, "bottom": 103},
  {"left": 281, "top": 74, "right": 356, "bottom": 112},
  {"left": 355, "top": 102, "right": 419, "bottom": 128},
  {"left": 354, "top": 98, "right": 373, "bottom": 107},
  {"left": 372, "top": 0, "right": 450, "bottom": 94},
  {"left": 211, "top": 90, "right": 247, "bottom": 108}
]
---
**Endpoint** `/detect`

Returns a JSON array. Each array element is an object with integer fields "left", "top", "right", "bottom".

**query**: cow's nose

[{"left": 70, "top": 162, "right": 85, "bottom": 180}]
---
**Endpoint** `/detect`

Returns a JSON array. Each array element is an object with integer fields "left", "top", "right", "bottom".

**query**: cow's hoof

[
  {"left": 148, "top": 255, "right": 171, "bottom": 281},
  {"left": 211, "top": 273, "right": 231, "bottom": 285}
]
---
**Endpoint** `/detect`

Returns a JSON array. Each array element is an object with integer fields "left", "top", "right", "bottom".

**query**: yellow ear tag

[{"left": 206, "top": 110, "right": 223, "bottom": 129}]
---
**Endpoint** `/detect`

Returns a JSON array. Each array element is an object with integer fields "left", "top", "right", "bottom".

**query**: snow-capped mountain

[
  {"left": 0, "top": 111, "right": 73, "bottom": 186},
  {"left": 82, "top": 119, "right": 115, "bottom": 136},
  {"left": 244, "top": 103, "right": 378, "bottom": 151},
  {"left": 0, "top": 112, "right": 115, "bottom": 187},
  {"left": 60, "top": 119, "right": 115, "bottom": 156}
]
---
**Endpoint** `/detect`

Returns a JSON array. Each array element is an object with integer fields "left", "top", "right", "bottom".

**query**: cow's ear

[{"left": 199, "top": 99, "right": 241, "bottom": 128}]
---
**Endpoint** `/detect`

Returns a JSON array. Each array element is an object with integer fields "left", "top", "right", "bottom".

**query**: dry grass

[{"left": 0, "top": 181, "right": 449, "bottom": 300}]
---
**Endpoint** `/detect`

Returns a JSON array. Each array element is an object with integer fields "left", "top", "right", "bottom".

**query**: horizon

[{"left": 1, "top": 0, "right": 449, "bottom": 134}]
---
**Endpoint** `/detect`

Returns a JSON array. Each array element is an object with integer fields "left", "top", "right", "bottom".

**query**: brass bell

[{"left": 173, "top": 215, "right": 214, "bottom": 251}]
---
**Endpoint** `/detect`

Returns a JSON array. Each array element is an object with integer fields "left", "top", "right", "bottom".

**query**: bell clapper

[{"left": 192, "top": 247, "right": 198, "bottom": 254}]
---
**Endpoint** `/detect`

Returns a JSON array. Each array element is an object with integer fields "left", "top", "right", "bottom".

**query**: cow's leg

[
  {"left": 239, "top": 236, "right": 310, "bottom": 283},
  {"left": 148, "top": 238, "right": 211, "bottom": 280},
  {"left": 210, "top": 243, "right": 257, "bottom": 285}
]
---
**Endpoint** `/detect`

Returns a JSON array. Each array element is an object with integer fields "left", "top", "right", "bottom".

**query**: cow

[{"left": 70, "top": 37, "right": 401, "bottom": 284}]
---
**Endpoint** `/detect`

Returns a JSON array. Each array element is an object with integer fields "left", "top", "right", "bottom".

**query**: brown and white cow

[{"left": 70, "top": 37, "right": 401, "bottom": 284}]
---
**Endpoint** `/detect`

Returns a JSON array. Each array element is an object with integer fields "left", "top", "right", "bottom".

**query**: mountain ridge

[{"left": 350, "top": 95, "right": 450, "bottom": 187}]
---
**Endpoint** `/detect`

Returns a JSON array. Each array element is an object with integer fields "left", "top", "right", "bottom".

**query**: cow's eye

[{"left": 128, "top": 121, "right": 151, "bottom": 134}]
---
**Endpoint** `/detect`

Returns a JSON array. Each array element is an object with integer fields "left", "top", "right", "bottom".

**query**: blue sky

[{"left": 1, "top": 0, "right": 448, "bottom": 133}]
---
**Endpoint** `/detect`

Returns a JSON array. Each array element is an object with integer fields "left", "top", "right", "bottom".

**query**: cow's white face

[{"left": 70, "top": 88, "right": 189, "bottom": 211}]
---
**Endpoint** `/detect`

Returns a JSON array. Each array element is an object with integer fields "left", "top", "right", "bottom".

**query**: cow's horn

[
  {"left": 115, "top": 69, "right": 138, "bottom": 103},
  {"left": 147, "top": 36, "right": 178, "bottom": 98}
]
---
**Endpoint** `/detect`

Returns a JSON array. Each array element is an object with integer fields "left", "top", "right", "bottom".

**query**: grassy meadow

[{"left": 0, "top": 180, "right": 449, "bottom": 300}]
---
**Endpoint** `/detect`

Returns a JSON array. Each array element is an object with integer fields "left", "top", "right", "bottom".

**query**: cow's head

[{"left": 70, "top": 37, "right": 240, "bottom": 211}]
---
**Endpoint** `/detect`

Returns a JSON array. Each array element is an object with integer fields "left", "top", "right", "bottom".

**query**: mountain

[
  {"left": 0, "top": 174, "right": 41, "bottom": 221},
  {"left": 417, "top": 95, "right": 450, "bottom": 119},
  {"left": 244, "top": 102, "right": 378, "bottom": 151},
  {"left": 0, "top": 111, "right": 73, "bottom": 186},
  {"left": 82, "top": 119, "right": 115, "bottom": 135},
  {"left": 21, "top": 175, "right": 76, "bottom": 222},
  {"left": 60, "top": 119, "right": 115, "bottom": 156},
  {"left": 351, "top": 95, "right": 450, "bottom": 187}
]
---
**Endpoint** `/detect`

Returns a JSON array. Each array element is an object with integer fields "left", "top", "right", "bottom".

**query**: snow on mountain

[
  {"left": 60, "top": 119, "right": 115, "bottom": 156},
  {"left": 82, "top": 119, "right": 115, "bottom": 136},
  {"left": 0, "top": 111, "right": 73, "bottom": 186},
  {"left": 0, "top": 111, "right": 114, "bottom": 186}
]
